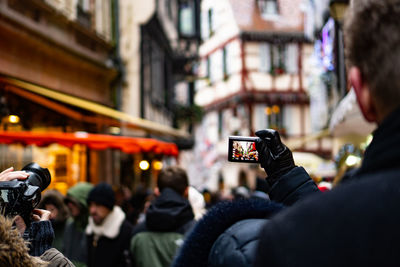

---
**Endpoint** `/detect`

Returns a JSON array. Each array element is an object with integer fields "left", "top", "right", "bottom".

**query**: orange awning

[{"left": 0, "top": 131, "right": 179, "bottom": 156}]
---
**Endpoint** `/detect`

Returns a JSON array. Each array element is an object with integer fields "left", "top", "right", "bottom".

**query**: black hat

[{"left": 87, "top": 182, "right": 115, "bottom": 210}]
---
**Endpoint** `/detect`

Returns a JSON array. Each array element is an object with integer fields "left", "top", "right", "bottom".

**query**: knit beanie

[{"left": 87, "top": 183, "right": 115, "bottom": 210}]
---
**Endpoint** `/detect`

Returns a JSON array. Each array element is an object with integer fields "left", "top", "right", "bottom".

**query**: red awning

[{"left": 0, "top": 131, "right": 179, "bottom": 156}]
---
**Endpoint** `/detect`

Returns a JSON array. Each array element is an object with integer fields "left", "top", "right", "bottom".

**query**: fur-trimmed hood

[
  {"left": 0, "top": 216, "right": 47, "bottom": 267},
  {"left": 172, "top": 198, "right": 283, "bottom": 267}
]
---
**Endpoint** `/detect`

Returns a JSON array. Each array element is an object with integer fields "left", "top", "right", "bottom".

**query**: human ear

[
  {"left": 154, "top": 187, "right": 160, "bottom": 197},
  {"left": 183, "top": 187, "right": 189, "bottom": 199},
  {"left": 349, "top": 67, "right": 378, "bottom": 122}
]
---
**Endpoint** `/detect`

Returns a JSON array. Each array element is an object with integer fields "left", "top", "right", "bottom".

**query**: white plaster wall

[
  {"left": 119, "top": 0, "right": 155, "bottom": 118},
  {"left": 195, "top": 73, "right": 242, "bottom": 106},
  {"left": 199, "top": 0, "right": 240, "bottom": 56}
]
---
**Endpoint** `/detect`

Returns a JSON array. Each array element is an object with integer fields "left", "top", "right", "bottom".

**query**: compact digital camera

[
  {"left": 228, "top": 136, "right": 260, "bottom": 163},
  {"left": 0, "top": 163, "right": 51, "bottom": 223}
]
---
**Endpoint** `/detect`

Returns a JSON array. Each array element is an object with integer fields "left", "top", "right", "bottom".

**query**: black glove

[{"left": 255, "top": 129, "right": 295, "bottom": 186}]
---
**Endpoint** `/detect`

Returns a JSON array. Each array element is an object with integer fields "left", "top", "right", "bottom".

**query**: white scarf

[{"left": 86, "top": 206, "right": 126, "bottom": 239}]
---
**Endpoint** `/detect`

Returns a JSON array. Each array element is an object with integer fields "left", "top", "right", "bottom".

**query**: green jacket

[{"left": 131, "top": 231, "right": 184, "bottom": 267}]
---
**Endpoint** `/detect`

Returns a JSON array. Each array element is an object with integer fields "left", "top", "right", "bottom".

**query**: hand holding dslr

[
  {"left": 0, "top": 167, "right": 29, "bottom": 181},
  {"left": 255, "top": 129, "right": 295, "bottom": 186}
]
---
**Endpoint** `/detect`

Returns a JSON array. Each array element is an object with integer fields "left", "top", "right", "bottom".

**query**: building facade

[
  {"left": 0, "top": 0, "right": 184, "bottom": 193},
  {"left": 119, "top": 0, "right": 202, "bottom": 188}
]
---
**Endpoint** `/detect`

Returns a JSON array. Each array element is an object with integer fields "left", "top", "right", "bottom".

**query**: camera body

[
  {"left": 0, "top": 163, "right": 51, "bottom": 223},
  {"left": 228, "top": 136, "right": 260, "bottom": 163}
]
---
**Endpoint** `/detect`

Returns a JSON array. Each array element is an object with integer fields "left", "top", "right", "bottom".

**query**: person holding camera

[
  {"left": 254, "top": 1, "right": 400, "bottom": 266},
  {"left": 0, "top": 164, "right": 75, "bottom": 266},
  {"left": 172, "top": 130, "right": 320, "bottom": 267}
]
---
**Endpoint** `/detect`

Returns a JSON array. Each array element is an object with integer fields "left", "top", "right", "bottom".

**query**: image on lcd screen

[{"left": 231, "top": 140, "right": 258, "bottom": 162}]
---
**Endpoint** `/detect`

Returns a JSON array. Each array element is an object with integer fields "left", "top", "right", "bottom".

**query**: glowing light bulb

[
  {"left": 139, "top": 160, "right": 150, "bottom": 171},
  {"left": 153, "top": 161, "right": 163, "bottom": 170},
  {"left": 8, "top": 115, "right": 20, "bottom": 124}
]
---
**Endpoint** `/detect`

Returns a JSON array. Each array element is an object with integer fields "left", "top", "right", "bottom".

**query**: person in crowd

[
  {"left": 38, "top": 189, "right": 70, "bottom": 251},
  {"left": 172, "top": 130, "right": 319, "bottom": 267},
  {"left": 130, "top": 166, "right": 195, "bottom": 267},
  {"left": 85, "top": 182, "right": 133, "bottom": 267},
  {"left": 63, "top": 182, "right": 93, "bottom": 267},
  {"left": 125, "top": 185, "right": 152, "bottom": 226},
  {"left": 251, "top": 177, "right": 270, "bottom": 200},
  {"left": 232, "top": 186, "right": 251, "bottom": 200},
  {"left": 188, "top": 186, "right": 206, "bottom": 221},
  {"left": 253, "top": 0, "right": 400, "bottom": 266}
]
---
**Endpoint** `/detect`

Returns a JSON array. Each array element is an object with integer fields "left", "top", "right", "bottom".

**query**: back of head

[
  {"left": 344, "top": 0, "right": 400, "bottom": 115},
  {"left": 157, "top": 166, "right": 189, "bottom": 196}
]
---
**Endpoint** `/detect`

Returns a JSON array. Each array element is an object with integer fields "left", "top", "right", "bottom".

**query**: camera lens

[{"left": 21, "top": 163, "right": 51, "bottom": 191}]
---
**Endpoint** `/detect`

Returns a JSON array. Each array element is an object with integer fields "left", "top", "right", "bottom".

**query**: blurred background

[{"left": 0, "top": 0, "right": 375, "bottom": 196}]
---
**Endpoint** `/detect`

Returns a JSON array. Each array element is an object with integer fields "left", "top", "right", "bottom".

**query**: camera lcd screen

[{"left": 228, "top": 136, "right": 259, "bottom": 163}]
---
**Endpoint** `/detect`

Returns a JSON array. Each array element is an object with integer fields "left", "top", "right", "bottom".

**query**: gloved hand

[{"left": 255, "top": 129, "right": 295, "bottom": 186}]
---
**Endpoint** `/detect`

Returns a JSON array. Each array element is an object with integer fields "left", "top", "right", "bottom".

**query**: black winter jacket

[
  {"left": 172, "top": 167, "right": 319, "bottom": 267},
  {"left": 132, "top": 188, "right": 195, "bottom": 236},
  {"left": 86, "top": 208, "right": 133, "bottom": 267},
  {"left": 255, "top": 107, "right": 400, "bottom": 267}
]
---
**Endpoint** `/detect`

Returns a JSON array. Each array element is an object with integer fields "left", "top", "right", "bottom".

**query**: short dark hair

[
  {"left": 344, "top": 0, "right": 400, "bottom": 114},
  {"left": 157, "top": 166, "right": 189, "bottom": 196}
]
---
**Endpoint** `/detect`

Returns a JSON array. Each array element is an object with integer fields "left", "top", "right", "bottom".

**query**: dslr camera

[{"left": 0, "top": 163, "right": 51, "bottom": 223}]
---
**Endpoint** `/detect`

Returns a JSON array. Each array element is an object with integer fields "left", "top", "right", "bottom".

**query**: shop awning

[
  {"left": 0, "top": 131, "right": 179, "bottom": 156},
  {"left": 0, "top": 76, "right": 190, "bottom": 138}
]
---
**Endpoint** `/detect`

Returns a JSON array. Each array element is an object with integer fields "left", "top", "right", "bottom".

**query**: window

[
  {"left": 78, "top": 0, "right": 90, "bottom": 11},
  {"left": 223, "top": 47, "right": 229, "bottom": 79},
  {"left": 259, "top": 43, "right": 287, "bottom": 75},
  {"left": 285, "top": 44, "right": 299, "bottom": 74},
  {"left": 258, "top": 0, "right": 279, "bottom": 17},
  {"left": 150, "top": 41, "right": 167, "bottom": 106},
  {"left": 259, "top": 43, "right": 271, "bottom": 73},
  {"left": 264, "top": 105, "right": 284, "bottom": 131},
  {"left": 208, "top": 9, "right": 214, "bottom": 37},
  {"left": 272, "top": 44, "right": 286, "bottom": 74},
  {"left": 179, "top": 0, "right": 196, "bottom": 37},
  {"left": 77, "top": 0, "right": 91, "bottom": 28},
  {"left": 218, "top": 110, "right": 223, "bottom": 137},
  {"left": 206, "top": 57, "right": 211, "bottom": 84}
]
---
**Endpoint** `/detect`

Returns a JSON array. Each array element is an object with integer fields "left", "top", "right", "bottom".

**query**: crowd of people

[{"left": 1, "top": 0, "right": 400, "bottom": 266}]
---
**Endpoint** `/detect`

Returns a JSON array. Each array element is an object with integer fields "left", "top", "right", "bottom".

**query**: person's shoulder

[
  {"left": 40, "top": 248, "right": 75, "bottom": 267},
  {"left": 209, "top": 218, "right": 268, "bottom": 267},
  {"left": 254, "top": 170, "right": 400, "bottom": 267},
  {"left": 131, "top": 231, "right": 184, "bottom": 251}
]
